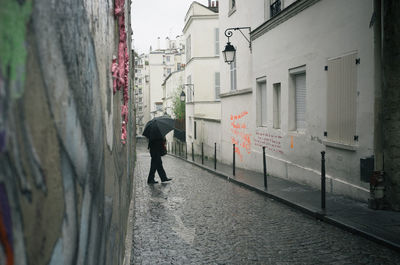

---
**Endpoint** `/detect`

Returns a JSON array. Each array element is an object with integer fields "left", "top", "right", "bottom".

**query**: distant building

[
  {"left": 148, "top": 36, "right": 184, "bottom": 118},
  {"left": 134, "top": 53, "right": 150, "bottom": 135},
  {"left": 183, "top": 0, "right": 221, "bottom": 159}
]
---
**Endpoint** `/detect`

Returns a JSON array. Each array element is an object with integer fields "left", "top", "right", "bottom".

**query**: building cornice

[
  {"left": 193, "top": 116, "right": 221, "bottom": 123},
  {"left": 183, "top": 14, "right": 219, "bottom": 33},
  {"left": 251, "top": 0, "right": 321, "bottom": 41},
  {"left": 192, "top": 100, "right": 221, "bottom": 104},
  {"left": 186, "top": 56, "right": 219, "bottom": 66},
  {"left": 219, "top": 88, "right": 252, "bottom": 98}
]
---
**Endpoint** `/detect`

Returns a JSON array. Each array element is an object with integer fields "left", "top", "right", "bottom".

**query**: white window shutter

[
  {"left": 327, "top": 53, "right": 357, "bottom": 144},
  {"left": 295, "top": 73, "right": 306, "bottom": 129}
]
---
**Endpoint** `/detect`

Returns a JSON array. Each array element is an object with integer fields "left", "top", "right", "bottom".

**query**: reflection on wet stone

[{"left": 132, "top": 140, "right": 400, "bottom": 264}]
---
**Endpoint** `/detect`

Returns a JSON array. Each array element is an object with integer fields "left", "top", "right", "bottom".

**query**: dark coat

[{"left": 148, "top": 138, "right": 166, "bottom": 157}]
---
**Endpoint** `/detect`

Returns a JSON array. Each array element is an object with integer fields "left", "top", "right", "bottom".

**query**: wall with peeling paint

[{"left": 0, "top": 0, "right": 134, "bottom": 264}]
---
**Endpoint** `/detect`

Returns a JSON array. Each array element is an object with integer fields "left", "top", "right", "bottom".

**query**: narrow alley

[{"left": 131, "top": 138, "right": 400, "bottom": 264}]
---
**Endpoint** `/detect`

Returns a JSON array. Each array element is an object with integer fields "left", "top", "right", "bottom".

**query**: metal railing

[{"left": 168, "top": 140, "right": 328, "bottom": 211}]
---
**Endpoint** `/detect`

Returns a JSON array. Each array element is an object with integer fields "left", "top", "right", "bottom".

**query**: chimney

[
  {"left": 216, "top": 0, "right": 219, "bottom": 8},
  {"left": 157, "top": 37, "right": 160, "bottom": 50},
  {"left": 208, "top": 0, "right": 211, "bottom": 7},
  {"left": 212, "top": 1, "right": 214, "bottom": 7},
  {"left": 165, "top": 37, "right": 170, "bottom": 50}
]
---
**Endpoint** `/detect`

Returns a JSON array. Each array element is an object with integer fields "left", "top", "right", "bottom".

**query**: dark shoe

[
  {"left": 161, "top": 178, "right": 172, "bottom": 182},
  {"left": 147, "top": 180, "right": 158, "bottom": 184}
]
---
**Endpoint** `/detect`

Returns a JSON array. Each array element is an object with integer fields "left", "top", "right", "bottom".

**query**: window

[
  {"left": 289, "top": 66, "right": 306, "bottom": 131},
  {"left": 186, "top": 75, "right": 193, "bottom": 102},
  {"left": 229, "top": 0, "right": 236, "bottom": 16},
  {"left": 273, "top": 83, "right": 281, "bottom": 129},
  {"left": 257, "top": 78, "right": 267, "bottom": 126},
  {"left": 177, "top": 63, "right": 181, "bottom": 71},
  {"left": 186, "top": 35, "right": 191, "bottom": 63},
  {"left": 215, "top": 72, "right": 220, "bottom": 99},
  {"left": 295, "top": 73, "right": 306, "bottom": 130},
  {"left": 189, "top": 116, "right": 193, "bottom": 137},
  {"left": 230, "top": 59, "right": 237, "bottom": 91},
  {"left": 215, "top": 28, "right": 219, "bottom": 56},
  {"left": 326, "top": 53, "right": 357, "bottom": 145},
  {"left": 166, "top": 56, "right": 170, "bottom": 62},
  {"left": 270, "top": 0, "right": 281, "bottom": 18},
  {"left": 139, "top": 106, "right": 142, "bottom": 111},
  {"left": 139, "top": 88, "right": 142, "bottom": 94},
  {"left": 139, "top": 97, "right": 142, "bottom": 103},
  {"left": 167, "top": 68, "right": 171, "bottom": 75},
  {"left": 264, "top": 0, "right": 269, "bottom": 20},
  {"left": 230, "top": 0, "right": 236, "bottom": 10}
]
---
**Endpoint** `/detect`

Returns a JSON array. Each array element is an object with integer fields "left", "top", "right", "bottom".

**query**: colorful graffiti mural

[
  {"left": 0, "top": 184, "right": 13, "bottom": 265},
  {"left": 0, "top": 0, "right": 134, "bottom": 264},
  {"left": 230, "top": 111, "right": 251, "bottom": 161},
  {"left": 113, "top": 0, "right": 130, "bottom": 145}
]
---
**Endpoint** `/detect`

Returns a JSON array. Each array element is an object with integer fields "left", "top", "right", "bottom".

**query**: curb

[{"left": 168, "top": 153, "right": 400, "bottom": 252}]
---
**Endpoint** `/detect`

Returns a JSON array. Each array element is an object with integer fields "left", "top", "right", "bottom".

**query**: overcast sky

[{"left": 131, "top": 0, "right": 209, "bottom": 54}]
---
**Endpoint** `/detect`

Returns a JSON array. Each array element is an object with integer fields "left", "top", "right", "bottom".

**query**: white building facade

[
  {"left": 184, "top": 1, "right": 222, "bottom": 159},
  {"left": 219, "top": 0, "right": 379, "bottom": 201},
  {"left": 134, "top": 53, "right": 150, "bottom": 135},
  {"left": 148, "top": 37, "right": 185, "bottom": 118},
  {"left": 162, "top": 69, "right": 185, "bottom": 144}
]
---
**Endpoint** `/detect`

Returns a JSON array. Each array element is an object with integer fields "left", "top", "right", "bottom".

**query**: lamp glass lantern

[
  {"left": 180, "top": 90, "right": 186, "bottom": 102},
  {"left": 222, "top": 42, "right": 236, "bottom": 64}
]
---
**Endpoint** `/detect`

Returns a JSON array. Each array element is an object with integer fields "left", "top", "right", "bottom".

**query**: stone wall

[
  {"left": 0, "top": 0, "right": 135, "bottom": 264},
  {"left": 382, "top": 0, "right": 400, "bottom": 211}
]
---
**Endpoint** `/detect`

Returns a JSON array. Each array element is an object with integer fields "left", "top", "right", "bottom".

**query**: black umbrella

[{"left": 143, "top": 115, "right": 175, "bottom": 141}]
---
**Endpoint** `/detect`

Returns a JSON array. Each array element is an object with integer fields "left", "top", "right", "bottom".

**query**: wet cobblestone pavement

[{"left": 131, "top": 140, "right": 400, "bottom": 264}]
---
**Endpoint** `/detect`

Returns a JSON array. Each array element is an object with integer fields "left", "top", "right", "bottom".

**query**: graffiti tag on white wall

[
  {"left": 230, "top": 111, "right": 251, "bottom": 161},
  {"left": 254, "top": 131, "right": 284, "bottom": 154}
]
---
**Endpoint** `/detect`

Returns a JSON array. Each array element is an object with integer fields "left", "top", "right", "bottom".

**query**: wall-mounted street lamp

[
  {"left": 180, "top": 90, "right": 186, "bottom": 102},
  {"left": 222, "top": 27, "right": 252, "bottom": 64}
]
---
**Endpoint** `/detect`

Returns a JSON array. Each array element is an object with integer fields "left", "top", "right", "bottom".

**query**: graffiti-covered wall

[{"left": 0, "top": 0, "right": 135, "bottom": 264}]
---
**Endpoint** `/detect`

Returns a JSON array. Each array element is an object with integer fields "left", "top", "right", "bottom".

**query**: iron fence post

[
  {"left": 263, "top": 146, "right": 267, "bottom": 189},
  {"left": 192, "top": 142, "right": 194, "bottom": 161},
  {"left": 233, "top": 144, "right": 236, "bottom": 176},
  {"left": 321, "top": 151, "right": 326, "bottom": 210},
  {"left": 214, "top": 143, "right": 217, "bottom": 170},
  {"left": 201, "top": 143, "right": 204, "bottom": 164}
]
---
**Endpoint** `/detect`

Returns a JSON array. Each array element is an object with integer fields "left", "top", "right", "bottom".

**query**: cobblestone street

[{"left": 131, "top": 140, "right": 400, "bottom": 264}]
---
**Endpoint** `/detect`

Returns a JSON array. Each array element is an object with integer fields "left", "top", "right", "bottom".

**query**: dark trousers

[{"left": 147, "top": 154, "right": 167, "bottom": 182}]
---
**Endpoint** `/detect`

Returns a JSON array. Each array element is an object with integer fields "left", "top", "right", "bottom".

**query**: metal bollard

[
  {"left": 233, "top": 144, "right": 236, "bottom": 176},
  {"left": 321, "top": 151, "right": 326, "bottom": 210},
  {"left": 186, "top": 143, "right": 188, "bottom": 160},
  {"left": 201, "top": 143, "right": 204, "bottom": 165},
  {"left": 263, "top": 146, "right": 267, "bottom": 189},
  {"left": 192, "top": 142, "right": 194, "bottom": 162},
  {"left": 214, "top": 143, "right": 217, "bottom": 170},
  {"left": 179, "top": 142, "right": 182, "bottom": 157},
  {"left": 175, "top": 142, "right": 177, "bottom": 155}
]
